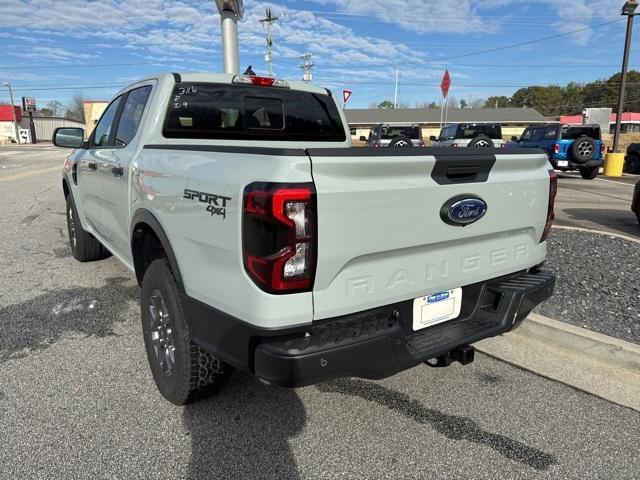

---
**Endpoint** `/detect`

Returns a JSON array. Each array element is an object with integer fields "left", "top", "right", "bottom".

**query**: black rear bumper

[
  {"left": 551, "top": 158, "right": 602, "bottom": 169},
  {"left": 183, "top": 269, "right": 555, "bottom": 388},
  {"left": 254, "top": 270, "right": 554, "bottom": 387}
]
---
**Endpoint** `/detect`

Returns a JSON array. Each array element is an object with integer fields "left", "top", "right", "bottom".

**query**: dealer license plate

[{"left": 412, "top": 288, "right": 462, "bottom": 331}]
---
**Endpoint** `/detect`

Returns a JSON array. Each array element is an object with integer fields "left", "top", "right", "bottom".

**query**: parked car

[
  {"left": 632, "top": 180, "right": 640, "bottom": 225},
  {"left": 507, "top": 123, "right": 604, "bottom": 180},
  {"left": 624, "top": 143, "right": 640, "bottom": 174},
  {"left": 430, "top": 123, "right": 503, "bottom": 148},
  {"left": 361, "top": 123, "right": 424, "bottom": 147},
  {"left": 53, "top": 72, "right": 555, "bottom": 405}
]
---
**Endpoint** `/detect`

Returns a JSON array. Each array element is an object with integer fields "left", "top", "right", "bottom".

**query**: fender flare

[{"left": 130, "top": 209, "right": 185, "bottom": 292}]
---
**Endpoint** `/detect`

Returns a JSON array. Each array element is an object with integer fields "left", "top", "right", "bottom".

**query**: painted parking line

[
  {"left": 0, "top": 166, "right": 60, "bottom": 182},
  {"left": 559, "top": 172, "right": 636, "bottom": 187}
]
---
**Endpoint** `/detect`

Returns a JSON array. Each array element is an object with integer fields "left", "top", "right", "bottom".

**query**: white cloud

[{"left": 305, "top": 0, "right": 507, "bottom": 34}]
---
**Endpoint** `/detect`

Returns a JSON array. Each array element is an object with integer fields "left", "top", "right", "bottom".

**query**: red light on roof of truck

[{"left": 232, "top": 75, "right": 290, "bottom": 88}]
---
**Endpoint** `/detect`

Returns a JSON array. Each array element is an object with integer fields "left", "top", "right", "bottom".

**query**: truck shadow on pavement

[
  {"left": 560, "top": 208, "right": 640, "bottom": 238},
  {"left": 317, "top": 378, "right": 557, "bottom": 471},
  {"left": 0, "top": 277, "right": 139, "bottom": 363},
  {"left": 182, "top": 372, "right": 305, "bottom": 480}
]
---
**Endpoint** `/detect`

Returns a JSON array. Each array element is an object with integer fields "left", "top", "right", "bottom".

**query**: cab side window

[
  {"left": 114, "top": 86, "right": 152, "bottom": 147},
  {"left": 543, "top": 125, "right": 559, "bottom": 140},
  {"left": 520, "top": 129, "right": 533, "bottom": 142},
  {"left": 92, "top": 96, "right": 123, "bottom": 147},
  {"left": 530, "top": 128, "right": 545, "bottom": 142}
]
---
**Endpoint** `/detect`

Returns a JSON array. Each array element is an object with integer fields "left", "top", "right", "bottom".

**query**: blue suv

[{"left": 507, "top": 123, "right": 604, "bottom": 179}]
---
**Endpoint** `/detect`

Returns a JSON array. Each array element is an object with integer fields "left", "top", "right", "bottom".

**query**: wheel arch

[
  {"left": 62, "top": 176, "right": 71, "bottom": 199},
  {"left": 130, "top": 209, "right": 185, "bottom": 291}
]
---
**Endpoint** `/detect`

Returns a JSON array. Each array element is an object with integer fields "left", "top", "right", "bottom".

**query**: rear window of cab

[{"left": 163, "top": 82, "right": 346, "bottom": 142}]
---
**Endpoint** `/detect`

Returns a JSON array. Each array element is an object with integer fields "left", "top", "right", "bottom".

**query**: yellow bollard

[{"left": 604, "top": 152, "right": 625, "bottom": 177}]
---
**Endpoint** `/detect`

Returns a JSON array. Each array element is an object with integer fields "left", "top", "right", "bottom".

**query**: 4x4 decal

[{"left": 183, "top": 189, "right": 231, "bottom": 219}]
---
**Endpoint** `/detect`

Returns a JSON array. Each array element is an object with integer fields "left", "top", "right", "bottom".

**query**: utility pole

[
  {"left": 259, "top": 8, "right": 278, "bottom": 77},
  {"left": 299, "top": 53, "right": 314, "bottom": 82},
  {"left": 613, "top": 0, "right": 638, "bottom": 152},
  {"left": 3, "top": 82, "right": 20, "bottom": 143},
  {"left": 393, "top": 67, "right": 400, "bottom": 109}
]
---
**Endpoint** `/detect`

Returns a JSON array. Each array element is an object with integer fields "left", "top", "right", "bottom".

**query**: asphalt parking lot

[
  {"left": 555, "top": 171, "right": 639, "bottom": 238},
  {"left": 1, "top": 145, "right": 639, "bottom": 479}
]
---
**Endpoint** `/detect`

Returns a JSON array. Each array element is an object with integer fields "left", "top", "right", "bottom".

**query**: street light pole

[
  {"left": 613, "top": 0, "right": 638, "bottom": 152},
  {"left": 214, "top": 0, "right": 244, "bottom": 74},
  {"left": 3, "top": 81, "right": 20, "bottom": 143}
]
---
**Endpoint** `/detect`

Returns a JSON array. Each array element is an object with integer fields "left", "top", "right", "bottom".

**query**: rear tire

[
  {"left": 580, "top": 167, "right": 599, "bottom": 180},
  {"left": 65, "top": 194, "right": 110, "bottom": 262},
  {"left": 468, "top": 135, "right": 493, "bottom": 148},
  {"left": 389, "top": 135, "right": 413, "bottom": 147},
  {"left": 141, "top": 259, "right": 231, "bottom": 405}
]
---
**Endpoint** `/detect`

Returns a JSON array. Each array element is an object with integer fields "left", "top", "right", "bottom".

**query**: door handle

[
  {"left": 111, "top": 166, "right": 124, "bottom": 177},
  {"left": 88, "top": 161, "right": 98, "bottom": 171}
]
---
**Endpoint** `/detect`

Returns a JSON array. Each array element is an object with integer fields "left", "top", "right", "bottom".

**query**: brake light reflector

[
  {"left": 540, "top": 169, "right": 557, "bottom": 242},
  {"left": 243, "top": 183, "right": 316, "bottom": 293},
  {"left": 553, "top": 144, "right": 560, "bottom": 154}
]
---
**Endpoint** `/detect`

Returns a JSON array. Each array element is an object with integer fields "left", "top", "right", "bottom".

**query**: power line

[{"left": 436, "top": 18, "right": 626, "bottom": 61}]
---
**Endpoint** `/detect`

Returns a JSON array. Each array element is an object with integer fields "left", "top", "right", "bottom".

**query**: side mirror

[
  {"left": 511, "top": 136, "right": 519, "bottom": 142},
  {"left": 53, "top": 127, "right": 84, "bottom": 148},
  {"left": 429, "top": 135, "right": 437, "bottom": 141},
  {"left": 359, "top": 136, "right": 367, "bottom": 142}
]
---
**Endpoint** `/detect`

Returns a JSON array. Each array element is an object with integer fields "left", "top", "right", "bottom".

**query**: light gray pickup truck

[{"left": 54, "top": 72, "right": 556, "bottom": 405}]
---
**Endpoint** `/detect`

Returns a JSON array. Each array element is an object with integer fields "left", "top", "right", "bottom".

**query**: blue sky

[{"left": 1, "top": 0, "right": 639, "bottom": 109}]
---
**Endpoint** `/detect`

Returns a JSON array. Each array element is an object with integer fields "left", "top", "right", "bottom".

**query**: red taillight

[
  {"left": 540, "top": 169, "right": 557, "bottom": 242},
  {"left": 250, "top": 76, "right": 275, "bottom": 87},
  {"left": 601, "top": 143, "right": 606, "bottom": 155},
  {"left": 243, "top": 183, "right": 316, "bottom": 293},
  {"left": 553, "top": 144, "right": 560, "bottom": 154},
  {"left": 232, "top": 75, "right": 290, "bottom": 88}
]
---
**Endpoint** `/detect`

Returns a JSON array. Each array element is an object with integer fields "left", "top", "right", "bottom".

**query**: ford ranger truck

[{"left": 54, "top": 73, "right": 556, "bottom": 405}]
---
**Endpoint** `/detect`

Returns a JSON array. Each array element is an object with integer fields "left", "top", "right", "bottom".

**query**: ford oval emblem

[{"left": 440, "top": 195, "right": 487, "bottom": 226}]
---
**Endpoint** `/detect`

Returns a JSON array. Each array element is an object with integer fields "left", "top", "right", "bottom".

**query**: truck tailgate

[{"left": 307, "top": 147, "right": 550, "bottom": 320}]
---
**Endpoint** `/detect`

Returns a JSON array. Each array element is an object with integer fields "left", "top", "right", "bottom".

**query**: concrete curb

[
  {"left": 521, "top": 313, "right": 640, "bottom": 371},
  {"left": 477, "top": 313, "right": 640, "bottom": 412}
]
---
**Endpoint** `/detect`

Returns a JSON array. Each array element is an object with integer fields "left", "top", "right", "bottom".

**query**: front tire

[
  {"left": 580, "top": 167, "right": 599, "bottom": 180},
  {"left": 141, "top": 259, "right": 230, "bottom": 405},
  {"left": 65, "top": 194, "right": 110, "bottom": 262}
]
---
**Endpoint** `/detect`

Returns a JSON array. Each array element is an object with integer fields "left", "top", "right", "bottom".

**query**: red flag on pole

[{"left": 440, "top": 70, "right": 451, "bottom": 98}]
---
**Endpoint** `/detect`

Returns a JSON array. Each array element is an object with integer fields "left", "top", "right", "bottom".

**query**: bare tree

[
  {"left": 64, "top": 92, "right": 86, "bottom": 122},
  {"left": 41, "top": 100, "right": 65, "bottom": 117}
]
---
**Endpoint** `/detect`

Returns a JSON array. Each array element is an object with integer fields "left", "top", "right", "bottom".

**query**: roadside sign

[
  {"left": 440, "top": 70, "right": 451, "bottom": 98},
  {"left": 22, "top": 97, "right": 36, "bottom": 112},
  {"left": 342, "top": 89, "right": 352, "bottom": 104}
]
